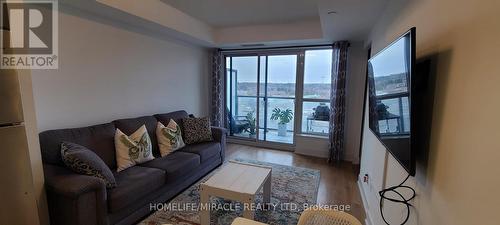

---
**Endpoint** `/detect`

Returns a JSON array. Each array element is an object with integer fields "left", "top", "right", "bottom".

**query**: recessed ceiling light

[{"left": 327, "top": 11, "right": 337, "bottom": 15}]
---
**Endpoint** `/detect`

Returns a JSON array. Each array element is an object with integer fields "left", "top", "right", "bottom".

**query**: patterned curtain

[
  {"left": 211, "top": 49, "right": 225, "bottom": 127},
  {"left": 329, "top": 41, "right": 350, "bottom": 163}
]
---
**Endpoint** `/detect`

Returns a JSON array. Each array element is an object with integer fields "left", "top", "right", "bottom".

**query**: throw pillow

[
  {"left": 61, "top": 142, "right": 117, "bottom": 188},
  {"left": 115, "top": 125, "right": 155, "bottom": 172},
  {"left": 156, "top": 120, "right": 186, "bottom": 156},
  {"left": 181, "top": 117, "right": 213, "bottom": 144}
]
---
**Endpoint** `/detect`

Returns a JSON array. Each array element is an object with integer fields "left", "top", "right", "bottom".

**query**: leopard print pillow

[
  {"left": 61, "top": 142, "right": 117, "bottom": 188},
  {"left": 181, "top": 117, "right": 213, "bottom": 144}
]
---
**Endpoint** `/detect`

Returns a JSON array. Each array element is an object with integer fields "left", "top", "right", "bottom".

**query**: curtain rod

[{"left": 219, "top": 44, "right": 332, "bottom": 52}]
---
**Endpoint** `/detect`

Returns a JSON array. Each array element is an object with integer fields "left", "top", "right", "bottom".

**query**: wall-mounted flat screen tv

[{"left": 368, "top": 28, "right": 416, "bottom": 176}]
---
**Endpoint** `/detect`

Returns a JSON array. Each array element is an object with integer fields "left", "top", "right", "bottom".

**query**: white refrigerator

[{"left": 0, "top": 30, "right": 41, "bottom": 225}]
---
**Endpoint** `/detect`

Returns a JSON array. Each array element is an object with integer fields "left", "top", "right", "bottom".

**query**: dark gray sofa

[{"left": 39, "top": 110, "right": 226, "bottom": 225}]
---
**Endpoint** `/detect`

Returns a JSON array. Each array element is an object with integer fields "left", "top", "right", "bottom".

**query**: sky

[
  {"left": 369, "top": 37, "right": 408, "bottom": 77},
  {"left": 227, "top": 49, "right": 332, "bottom": 83}
]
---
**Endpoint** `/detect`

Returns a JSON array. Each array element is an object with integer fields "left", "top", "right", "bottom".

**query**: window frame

[
  {"left": 300, "top": 99, "right": 331, "bottom": 136},
  {"left": 297, "top": 48, "right": 333, "bottom": 136},
  {"left": 222, "top": 46, "right": 333, "bottom": 145}
]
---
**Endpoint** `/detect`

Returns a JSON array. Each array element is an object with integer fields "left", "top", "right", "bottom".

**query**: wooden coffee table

[{"left": 200, "top": 161, "right": 272, "bottom": 225}]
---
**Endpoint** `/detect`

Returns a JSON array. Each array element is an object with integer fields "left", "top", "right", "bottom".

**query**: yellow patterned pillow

[
  {"left": 115, "top": 125, "right": 154, "bottom": 172},
  {"left": 156, "top": 120, "right": 186, "bottom": 157}
]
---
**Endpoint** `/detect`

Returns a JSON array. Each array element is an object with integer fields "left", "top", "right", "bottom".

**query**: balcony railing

[
  {"left": 233, "top": 95, "right": 295, "bottom": 131},
  {"left": 376, "top": 93, "right": 410, "bottom": 136}
]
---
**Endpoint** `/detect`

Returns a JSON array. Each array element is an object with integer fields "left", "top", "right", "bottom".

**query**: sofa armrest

[
  {"left": 211, "top": 126, "right": 227, "bottom": 162},
  {"left": 44, "top": 164, "right": 108, "bottom": 225},
  {"left": 211, "top": 126, "right": 227, "bottom": 142}
]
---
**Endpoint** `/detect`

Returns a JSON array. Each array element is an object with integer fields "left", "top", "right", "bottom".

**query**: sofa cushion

[
  {"left": 154, "top": 110, "right": 189, "bottom": 126},
  {"left": 60, "top": 142, "right": 117, "bottom": 188},
  {"left": 39, "top": 123, "right": 117, "bottom": 168},
  {"left": 141, "top": 151, "right": 200, "bottom": 181},
  {"left": 180, "top": 142, "right": 221, "bottom": 163},
  {"left": 108, "top": 166, "right": 165, "bottom": 213},
  {"left": 113, "top": 116, "right": 159, "bottom": 157}
]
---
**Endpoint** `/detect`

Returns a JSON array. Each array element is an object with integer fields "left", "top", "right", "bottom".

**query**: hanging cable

[{"left": 379, "top": 174, "right": 416, "bottom": 225}]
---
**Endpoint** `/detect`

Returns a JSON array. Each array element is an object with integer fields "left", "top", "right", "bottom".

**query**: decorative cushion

[
  {"left": 156, "top": 120, "right": 186, "bottom": 157},
  {"left": 112, "top": 116, "right": 160, "bottom": 157},
  {"left": 60, "top": 142, "right": 117, "bottom": 188},
  {"left": 115, "top": 125, "right": 155, "bottom": 172},
  {"left": 181, "top": 117, "right": 213, "bottom": 144}
]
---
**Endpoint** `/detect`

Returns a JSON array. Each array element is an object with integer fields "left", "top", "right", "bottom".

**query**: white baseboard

[{"left": 357, "top": 179, "right": 374, "bottom": 225}]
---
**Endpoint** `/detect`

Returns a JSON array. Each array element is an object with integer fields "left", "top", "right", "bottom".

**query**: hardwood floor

[{"left": 226, "top": 143, "right": 366, "bottom": 223}]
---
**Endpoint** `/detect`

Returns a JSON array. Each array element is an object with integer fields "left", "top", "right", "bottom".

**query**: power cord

[{"left": 379, "top": 174, "right": 416, "bottom": 225}]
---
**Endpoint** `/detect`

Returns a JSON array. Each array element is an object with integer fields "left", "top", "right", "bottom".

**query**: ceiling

[
  {"left": 161, "top": 0, "right": 320, "bottom": 28},
  {"left": 318, "top": 0, "right": 390, "bottom": 42},
  {"left": 160, "top": 0, "right": 390, "bottom": 43},
  {"left": 65, "top": 0, "right": 390, "bottom": 47}
]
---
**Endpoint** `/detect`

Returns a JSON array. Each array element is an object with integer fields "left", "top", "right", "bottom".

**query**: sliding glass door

[
  {"left": 258, "top": 54, "right": 297, "bottom": 144},
  {"left": 226, "top": 56, "right": 259, "bottom": 141},
  {"left": 226, "top": 52, "right": 298, "bottom": 145},
  {"left": 225, "top": 48, "right": 332, "bottom": 147}
]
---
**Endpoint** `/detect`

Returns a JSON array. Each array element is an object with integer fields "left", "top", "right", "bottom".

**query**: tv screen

[{"left": 368, "top": 28, "right": 416, "bottom": 176}]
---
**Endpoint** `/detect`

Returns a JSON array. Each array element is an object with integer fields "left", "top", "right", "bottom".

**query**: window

[
  {"left": 300, "top": 49, "right": 332, "bottom": 136},
  {"left": 225, "top": 47, "right": 333, "bottom": 145}
]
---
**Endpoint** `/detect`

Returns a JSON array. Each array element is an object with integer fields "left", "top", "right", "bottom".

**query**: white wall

[
  {"left": 359, "top": 0, "right": 500, "bottom": 225},
  {"left": 344, "top": 42, "right": 368, "bottom": 163},
  {"left": 215, "top": 19, "right": 323, "bottom": 47},
  {"left": 295, "top": 135, "right": 329, "bottom": 158},
  {"left": 32, "top": 7, "right": 210, "bottom": 131}
]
